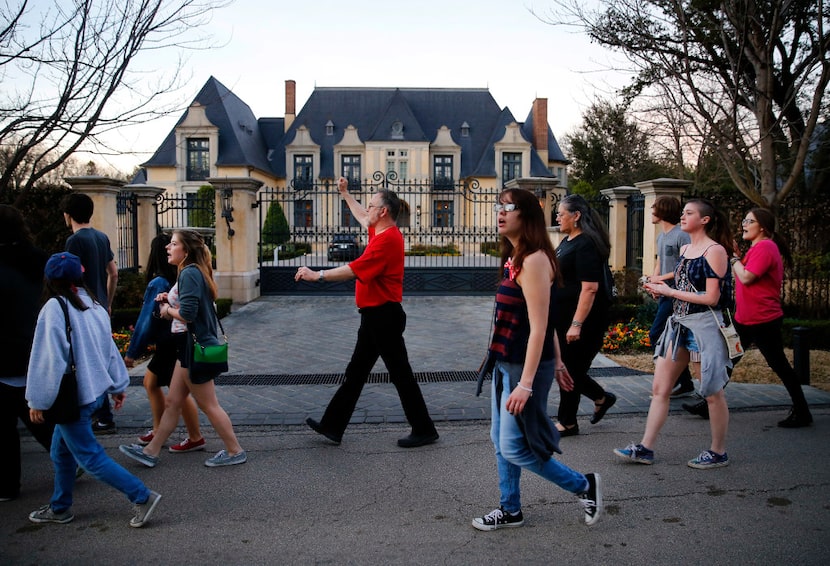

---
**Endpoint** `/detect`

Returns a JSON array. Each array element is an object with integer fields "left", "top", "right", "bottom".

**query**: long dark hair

[
  {"left": 173, "top": 229, "right": 218, "bottom": 300},
  {"left": 43, "top": 278, "right": 91, "bottom": 311},
  {"left": 560, "top": 194, "right": 611, "bottom": 260},
  {"left": 686, "top": 198, "right": 732, "bottom": 251},
  {"left": 748, "top": 207, "right": 792, "bottom": 266},
  {"left": 498, "top": 188, "right": 560, "bottom": 284},
  {"left": 146, "top": 233, "right": 177, "bottom": 284}
]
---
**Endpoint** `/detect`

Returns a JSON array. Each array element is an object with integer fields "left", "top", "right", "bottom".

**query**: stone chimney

[
  {"left": 532, "top": 98, "right": 549, "bottom": 164},
  {"left": 285, "top": 80, "right": 296, "bottom": 132}
]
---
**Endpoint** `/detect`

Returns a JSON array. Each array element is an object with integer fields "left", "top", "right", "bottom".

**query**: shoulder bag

[
  {"left": 190, "top": 307, "right": 229, "bottom": 377},
  {"left": 43, "top": 298, "right": 81, "bottom": 424},
  {"left": 688, "top": 280, "right": 743, "bottom": 362}
]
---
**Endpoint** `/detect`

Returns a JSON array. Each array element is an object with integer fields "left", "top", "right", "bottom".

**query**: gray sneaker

[
  {"left": 29, "top": 504, "right": 74, "bottom": 524},
  {"left": 119, "top": 444, "right": 160, "bottom": 468},
  {"left": 204, "top": 449, "right": 247, "bottom": 467},
  {"left": 130, "top": 491, "right": 161, "bottom": 528}
]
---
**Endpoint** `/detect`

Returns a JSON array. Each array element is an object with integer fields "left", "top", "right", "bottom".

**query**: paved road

[{"left": 2, "top": 296, "right": 828, "bottom": 564}]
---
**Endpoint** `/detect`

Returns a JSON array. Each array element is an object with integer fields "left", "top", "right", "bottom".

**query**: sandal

[{"left": 590, "top": 392, "right": 617, "bottom": 424}]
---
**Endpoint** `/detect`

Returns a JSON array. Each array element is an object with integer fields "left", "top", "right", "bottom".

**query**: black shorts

[
  {"left": 173, "top": 331, "right": 220, "bottom": 385},
  {"left": 146, "top": 339, "right": 177, "bottom": 387}
]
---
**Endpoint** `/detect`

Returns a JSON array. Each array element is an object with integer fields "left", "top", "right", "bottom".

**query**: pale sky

[{"left": 87, "top": 0, "right": 630, "bottom": 174}]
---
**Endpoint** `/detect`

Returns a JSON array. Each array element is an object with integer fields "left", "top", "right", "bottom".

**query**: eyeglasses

[
  {"left": 741, "top": 218, "right": 757, "bottom": 225},
  {"left": 494, "top": 203, "right": 518, "bottom": 213},
  {"left": 367, "top": 204, "right": 384, "bottom": 210}
]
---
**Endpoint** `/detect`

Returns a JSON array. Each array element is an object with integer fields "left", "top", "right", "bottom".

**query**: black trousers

[
  {"left": 734, "top": 317, "right": 810, "bottom": 414},
  {"left": 0, "top": 382, "right": 54, "bottom": 499},
  {"left": 319, "top": 302, "right": 437, "bottom": 436},
  {"left": 556, "top": 317, "right": 609, "bottom": 427}
]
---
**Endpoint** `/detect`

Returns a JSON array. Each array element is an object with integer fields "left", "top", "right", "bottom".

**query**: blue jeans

[
  {"left": 50, "top": 396, "right": 149, "bottom": 513},
  {"left": 490, "top": 362, "right": 588, "bottom": 514}
]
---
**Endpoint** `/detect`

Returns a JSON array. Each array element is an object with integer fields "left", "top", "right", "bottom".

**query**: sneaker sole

[
  {"left": 471, "top": 519, "right": 524, "bottom": 531},
  {"left": 613, "top": 449, "right": 654, "bottom": 465},
  {"left": 29, "top": 514, "right": 74, "bottom": 524},
  {"left": 168, "top": 444, "right": 206, "bottom": 453},
  {"left": 687, "top": 460, "right": 729, "bottom": 469},
  {"left": 130, "top": 492, "right": 162, "bottom": 528}
]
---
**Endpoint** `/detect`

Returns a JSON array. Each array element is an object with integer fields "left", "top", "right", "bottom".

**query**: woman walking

[
  {"left": 615, "top": 199, "right": 734, "bottom": 468},
  {"left": 123, "top": 234, "right": 205, "bottom": 451},
  {"left": 731, "top": 208, "right": 812, "bottom": 428},
  {"left": 120, "top": 230, "right": 246, "bottom": 468},
  {"left": 26, "top": 252, "right": 160, "bottom": 527},
  {"left": 472, "top": 188, "right": 602, "bottom": 531},
  {"left": 553, "top": 194, "right": 617, "bottom": 436}
]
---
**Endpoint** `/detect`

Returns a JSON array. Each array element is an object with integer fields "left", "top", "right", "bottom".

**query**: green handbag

[{"left": 191, "top": 309, "right": 229, "bottom": 376}]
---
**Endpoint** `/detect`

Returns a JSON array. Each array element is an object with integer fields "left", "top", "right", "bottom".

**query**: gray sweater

[
  {"left": 26, "top": 290, "right": 128, "bottom": 410},
  {"left": 177, "top": 264, "right": 221, "bottom": 346}
]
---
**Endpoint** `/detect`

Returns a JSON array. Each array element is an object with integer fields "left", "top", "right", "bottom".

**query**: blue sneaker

[
  {"left": 688, "top": 449, "right": 729, "bottom": 469},
  {"left": 613, "top": 443, "right": 655, "bottom": 465},
  {"left": 204, "top": 449, "right": 247, "bottom": 467},
  {"left": 119, "top": 444, "right": 160, "bottom": 468}
]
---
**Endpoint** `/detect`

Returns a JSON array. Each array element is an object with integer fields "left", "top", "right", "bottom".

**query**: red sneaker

[
  {"left": 168, "top": 437, "right": 206, "bottom": 453},
  {"left": 138, "top": 430, "right": 154, "bottom": 445}
]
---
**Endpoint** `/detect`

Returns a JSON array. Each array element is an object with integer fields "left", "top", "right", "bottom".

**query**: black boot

[
  {"left": 682, "top": 399, "right": 709, "bottom": 420},
  {"left": 777, "top": 407, "right": 813, "bottom": 428}
]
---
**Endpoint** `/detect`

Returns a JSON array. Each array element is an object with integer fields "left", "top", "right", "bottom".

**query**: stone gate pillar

[
  {"left": 124, "top": 184, "right": 165, "bottom": 271},
  {"left": 635, "top": 178, "right": 692, "bottom": 278},
  {"left": 63, "top": 175, "right": 124, "bottom": 263},
  {"left": 207, "top": 177, "right": 263, "bottom": 303},
  {"left": 599, "top": 186, "right": 639, "bottom": 271}
]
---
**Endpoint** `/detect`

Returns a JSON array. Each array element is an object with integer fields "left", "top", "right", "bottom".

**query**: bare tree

[
  {"left": 536, "top": 0, "right": 830, "bottom": 210},
  {"left": 0, "top": 0, "right": 228, "bottom": 202}
]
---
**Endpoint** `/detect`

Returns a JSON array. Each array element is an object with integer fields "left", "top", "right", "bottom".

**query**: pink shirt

[{"left": 734, "top": 239, "right": 784, "bottom": 325}]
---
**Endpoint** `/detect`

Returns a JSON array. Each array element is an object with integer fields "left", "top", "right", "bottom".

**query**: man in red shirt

[{"left": 295, "top": 178, "right": 439, "bottom": 448}]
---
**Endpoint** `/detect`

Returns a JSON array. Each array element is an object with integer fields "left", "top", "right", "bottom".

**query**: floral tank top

[{"left": 673, "top": 245, "right": 733, "bottom": 317}]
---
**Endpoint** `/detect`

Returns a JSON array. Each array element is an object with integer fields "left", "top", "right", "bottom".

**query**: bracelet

[
  {"left": 730, "top": 257, "right": 740, "bottom": 266},
  {"left": 556, "top": 367, "right": 566, "bottom": 373},
  {"left": 571, "top": 320, "right": 583, "bottom": 327},
  {"left": 318, "top": 270, "right": 325, "bottom": 282},
  {"left": 516, "top": 383, "right": 533, "bottom": 395}
]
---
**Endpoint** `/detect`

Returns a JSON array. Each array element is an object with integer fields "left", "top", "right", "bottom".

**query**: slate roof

[
  {"left": 142, "top": 76, "right": 273, "bottom": 174},
  {"left": 138, "top": 79, "right": 565, "bottom": 183}
]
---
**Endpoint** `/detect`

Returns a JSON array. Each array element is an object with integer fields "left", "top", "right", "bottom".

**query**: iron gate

[
  {"left": 258, "top": 172, "right": 503, "bottom": 295},
  {"left": 116, "top": 191, "right": 139, "bottom": 271}
]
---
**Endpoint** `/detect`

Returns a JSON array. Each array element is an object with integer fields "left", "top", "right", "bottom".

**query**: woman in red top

[{"left": 731, "top": 208, "right": 812, "bottom": 428}]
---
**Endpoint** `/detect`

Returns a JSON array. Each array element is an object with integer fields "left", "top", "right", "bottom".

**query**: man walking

[
  {"left": 61, "top": 193, "right": 119, "bottom": 434},
  {"left": 296, "top": 178, "right": 439, "bottom": 448}
]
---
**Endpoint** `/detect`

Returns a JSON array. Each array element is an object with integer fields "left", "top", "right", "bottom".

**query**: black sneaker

[
  {"left": 305, "top": 418, "right": 342, "bottom": 445},
  {"left": 670, "top": 381, "right": 696, "bottom": 398},
  {"left": 92, "top": 420, "right": 116, "bottom": 435},
  {"left": 578, "top": 473, "right": 603, "bottom": 525},
  {"left": 471, "top": 506, "right": 524, "bottom": 531},
  {"left": 397, "top": 432, "right": 439, "bottom": 448}
]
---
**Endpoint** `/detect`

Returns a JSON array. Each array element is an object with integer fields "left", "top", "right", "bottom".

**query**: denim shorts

[{"left": 678, "top": 326, "right": 701, "bottom": 362}]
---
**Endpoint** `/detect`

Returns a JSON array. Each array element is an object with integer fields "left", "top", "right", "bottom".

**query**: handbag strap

[
  {"left": 688, "top": 280, "right": 730, "bottom": 327},
  {"left": 55, "top": 297, "right": 76, "bottom": 370}
]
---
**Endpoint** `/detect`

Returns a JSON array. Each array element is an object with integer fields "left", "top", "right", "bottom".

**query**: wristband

[
  {"left": 319, "top": 270, "right": 325, "bottom": 282},
  {"left": 571, "top": 320, "right": 583, "bottom": 327},
  {"left": 730, "top": 257, "right": 740, "bottom": 266}
]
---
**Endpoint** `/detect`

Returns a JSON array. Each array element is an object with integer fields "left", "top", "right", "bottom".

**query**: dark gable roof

[
  {"left": 142, "top": 76, "right": 274, "bottom": 175},
  {"left": 281, "top": 87, "right": 541, "bottom": 179}
]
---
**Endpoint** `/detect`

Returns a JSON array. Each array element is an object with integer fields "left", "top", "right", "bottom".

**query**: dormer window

[
  {"left": 326, "top": 120, "right": 334, "bottom": 136},
  {"left": 461, "top": 121, "right": 470, "bottom": 137}
]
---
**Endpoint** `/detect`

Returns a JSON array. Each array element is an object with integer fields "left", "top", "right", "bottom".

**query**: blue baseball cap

[{"left": 44, "top": 252, "right": 84, "bottom": 281}]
